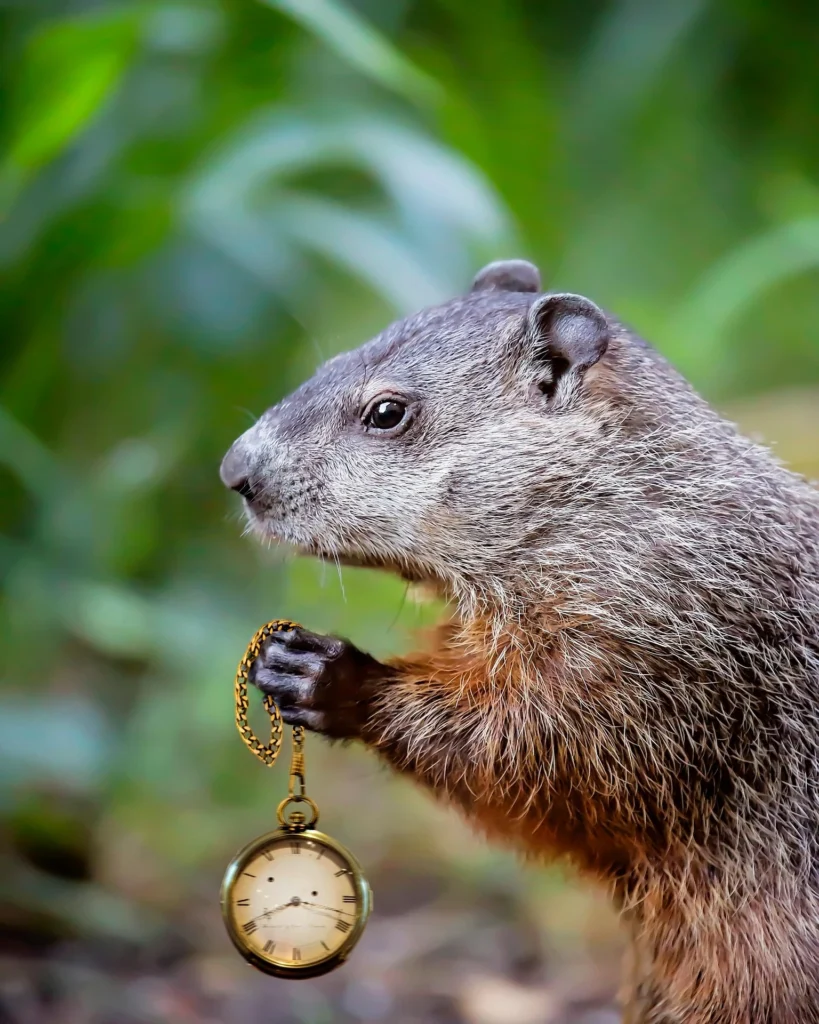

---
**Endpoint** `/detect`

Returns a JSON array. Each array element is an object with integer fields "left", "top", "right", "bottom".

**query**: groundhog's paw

[{"left": 249, "top": 626, "right": 383, "bottom": 741}]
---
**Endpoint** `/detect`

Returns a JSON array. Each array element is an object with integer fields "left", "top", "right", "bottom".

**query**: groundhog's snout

[
  {"left": 220, "top": 439, "right": 256, "bottom": 501},
  {"left": 221, "top": 400, "right": 303, "bottom": 511}
]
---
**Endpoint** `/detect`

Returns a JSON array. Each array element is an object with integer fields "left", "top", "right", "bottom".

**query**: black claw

[
  {"left": 260, "top": 644, "right": 324, "bottom": 679},
  {"left": 271, "top": 627, "right": 344, "bottom": 659},
  {"left": 252, "top": 671, "right": 315, "bottom": 708},
  {"left": 279, "top": 706, "right": 324, "bottom": 732}
]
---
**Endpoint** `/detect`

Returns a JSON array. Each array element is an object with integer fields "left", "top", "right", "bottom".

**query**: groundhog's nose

[{"left": 220, "top": 443, "right": 256, "bottom": 500}]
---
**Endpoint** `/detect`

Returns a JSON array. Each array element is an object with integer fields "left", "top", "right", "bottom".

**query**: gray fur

[{"left": 471, "top": 257, "right": 541, "bottom": 293}]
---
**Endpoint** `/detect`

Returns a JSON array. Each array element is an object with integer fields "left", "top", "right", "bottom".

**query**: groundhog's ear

[
  {"left": 527, "top": 293, "right": 609, "bottom": 372},
  {"left": 471, "top": 259, "right": 541, "bottom": 294}
]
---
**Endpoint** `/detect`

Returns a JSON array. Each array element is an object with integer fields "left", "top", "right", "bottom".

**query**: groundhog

[{"left": 220, "top": 260, "right": 819, "bottom": 1023}]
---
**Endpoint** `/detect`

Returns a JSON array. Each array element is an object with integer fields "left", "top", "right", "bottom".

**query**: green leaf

[
  {"left": 0, "top": 403, "right": 63, "bottom": 502},
  {"left": 2, "top": 11, "right": 139, "bottom": 202},
  {"left": 184, "top": 109, "right": 512, "bottom": 310},
  {"left": 263, "top": 0, "right": 440, "bottom": 106},
  {"left": 670, "top": 218, "right": 819, "bottom": 370}
]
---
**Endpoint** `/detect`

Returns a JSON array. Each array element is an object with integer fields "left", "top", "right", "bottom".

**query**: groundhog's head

[{"left": 221, "top": 260, "right": 614, "bottom": 599}]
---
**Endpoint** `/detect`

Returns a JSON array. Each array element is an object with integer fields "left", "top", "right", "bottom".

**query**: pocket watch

[
  {"left": 221, "top": 817, "right": 372, "bottom": 979},
  {"left": 222, "top": 620, "right": 372, "bottom": 979}
]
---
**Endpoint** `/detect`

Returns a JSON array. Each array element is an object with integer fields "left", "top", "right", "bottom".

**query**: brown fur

[{"left": 371, "top": 615, "right": 819, "bottom": 1022}]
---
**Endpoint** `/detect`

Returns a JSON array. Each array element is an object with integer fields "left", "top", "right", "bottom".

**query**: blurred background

[{"left": 1, "top": 1, "right": 818, "bottom": 1022}]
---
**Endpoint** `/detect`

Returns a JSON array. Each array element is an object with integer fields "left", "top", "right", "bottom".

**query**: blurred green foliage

[{"left": 1, "top": 0, "right": 818, "bottom": 1020}]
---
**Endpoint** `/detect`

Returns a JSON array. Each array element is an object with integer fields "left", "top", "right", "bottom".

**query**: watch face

[{"left": 222, "top": 830, "right": 370, "bottom": 977}]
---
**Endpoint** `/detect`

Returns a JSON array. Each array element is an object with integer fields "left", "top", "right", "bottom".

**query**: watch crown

[{"left": 288, "top": 811, "right": 306, "bottom": 828}]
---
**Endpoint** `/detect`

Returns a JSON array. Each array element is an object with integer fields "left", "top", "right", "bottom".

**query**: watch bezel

[{"left": 220, "top": 826, "right": 371, "bottom": 980}]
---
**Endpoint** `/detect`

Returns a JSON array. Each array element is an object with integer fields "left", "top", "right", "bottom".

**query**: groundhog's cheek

[{"left": 335, "top": 457, "right": 434, "bottom": 508}]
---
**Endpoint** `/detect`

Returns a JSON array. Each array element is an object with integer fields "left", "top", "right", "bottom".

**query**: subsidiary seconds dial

[{"left": 221, "top": 829, "right": 371, "bottom": 978}]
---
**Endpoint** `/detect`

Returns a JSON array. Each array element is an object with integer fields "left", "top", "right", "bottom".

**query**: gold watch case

[{"left": 221, "top": 826, "right": 372, "bottom": 980}]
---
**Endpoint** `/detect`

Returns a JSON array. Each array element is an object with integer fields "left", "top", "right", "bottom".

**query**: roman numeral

[
  {"left": 243, "top": 872, "right": 256, "bottom": 878},
  {"left": 320, "top": 941, "right": 329, "bottom": 951},
  {"left": 263, "top": 940, "right": 275, "bottom": 954},
  {"left": 292, "top": 947, "right": 301, "bottom": 962},
  {"left": 335, "top": 919, "right": 351, "bottom": 933},
  {"left": 262, "top": 851, "right": 273, "bottom": 861},
  {"left": 236, "top": 898, "right": 250, "bottom": 906},
  {"left": 342, "top": 895, "right": 356, "bottom": 903},
  {"left": 334, "top": 868, "right": 349, "bottom": 877},
  {"left": 289, "top": 842, "right": 300, "bottom": 855},
  {"left": 242, "top": 921, "right": 257, "bottom": 935},
  {"left": 315, "top": 847, "right": 325, "bottom": 860}
]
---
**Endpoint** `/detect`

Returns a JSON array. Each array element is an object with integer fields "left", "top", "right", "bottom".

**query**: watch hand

[
  {"left": 298, "top": 904, "right": 345, "bottom": 923},
  {"left": 249, "top": 898, "right": 296, "bottom": 924},
  {"left": 299, "top": 900, "right": 354, "bottom": 917}
]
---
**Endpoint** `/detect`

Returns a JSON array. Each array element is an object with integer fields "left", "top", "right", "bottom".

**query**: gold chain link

[
  {"left": 235, "top": 620, "right": 319, "bottom": 829},
  {"left": 289, "top": 725, "right": 306, "bottom": 798},
  {"left": 234, "top": 619, "right": 299, "bottom": 767}
]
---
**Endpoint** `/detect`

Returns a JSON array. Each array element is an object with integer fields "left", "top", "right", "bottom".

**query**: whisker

[
  {"left": 334, "top": 555, "right": 347, "bottom": 604},
  {"left": 389, "top": 581, "right": 410, "bottom": 631}
]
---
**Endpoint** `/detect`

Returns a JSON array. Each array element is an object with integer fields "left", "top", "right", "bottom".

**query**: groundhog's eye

[{"left": 365, "top": 399, "right": 407, "bottom": 431}]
